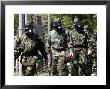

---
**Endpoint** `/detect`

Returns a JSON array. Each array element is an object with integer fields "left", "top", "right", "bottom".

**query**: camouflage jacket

[
  {"left": 50, "top": 30, "right": 68, "bottom": 51},
  {"left": 15, "top": 33, "right": 48, "bottom": 60}
]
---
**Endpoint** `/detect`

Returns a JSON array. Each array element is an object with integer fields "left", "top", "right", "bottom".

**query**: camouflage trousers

[
  {"left": 70, "top": 48, "right": 86, "bottom": 76},
  {"left": 51, "top": 50, "right": 69, "bottom": 76},
  {"left": 71, "top": 57, "right": 84, "bottom": 76},
  {"left": 71, "top": 48, "right": 92, "bottom": 76},
  {"left": 71, "top": 58, "right": 93, "bottom": 76},
  {"left": 21, "top": 54, "right": 43, "bottom": 76}
]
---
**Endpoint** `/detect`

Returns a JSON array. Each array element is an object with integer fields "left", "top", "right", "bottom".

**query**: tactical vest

[
  {"left": 70, "top": 30, "right": 85, "bottom": 45},
  {"left": 50, "top": 30, "right": 67, "bottom": 51},
  {"left": 20, "top": 34, "right": 38, "bottom": 56}
]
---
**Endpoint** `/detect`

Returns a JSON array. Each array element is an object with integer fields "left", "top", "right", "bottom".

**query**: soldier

[
  {"left": 69, "top": 17, "right": 89, "bottom": 76},
  {"left": 50, "top": 19, "right": 69, "bottom": 76},
  {"left": 14, "top": 23, "right": 48, "bottom": 76}
]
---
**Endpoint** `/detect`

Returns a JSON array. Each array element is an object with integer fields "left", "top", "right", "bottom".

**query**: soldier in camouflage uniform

[
  {"left": 69, "top": 18, "right": 89, "bottom": 76},
  {"left": 50, "top": 19, "right": 69, "bottom": 76},
  {"left": 14, "top": 24, "right": 48, "bottom": 76}
]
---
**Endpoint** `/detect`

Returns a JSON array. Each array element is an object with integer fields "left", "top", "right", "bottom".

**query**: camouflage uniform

[
  {"left": 50, "top": 29, "right": 69, "bottom": 76},
  {"left": 15, "top": 29, "right": 47, "bottom": 76},
  {"left": 69, "top": 29, "right": 87, "bottom": 76}
]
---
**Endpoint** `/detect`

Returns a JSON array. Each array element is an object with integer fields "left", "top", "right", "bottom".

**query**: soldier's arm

[
  {"left": 36, "top": 35, "right": 48, "bottom": 60},
  {"left": 39, "top": 43, "right": 48, "bottom": 60},
  {"left": 38, "top": 41, "right": 48, "bottom": 67}
]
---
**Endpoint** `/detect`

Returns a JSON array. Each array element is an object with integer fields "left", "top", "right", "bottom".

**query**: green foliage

[{"left": 61, "top": 15, "right": 73, "bottom": 30}]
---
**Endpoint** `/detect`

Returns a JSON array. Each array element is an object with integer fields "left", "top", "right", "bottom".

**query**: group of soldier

[{"left": 14, "top": 17, "right": 97, "bottom": 76}]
